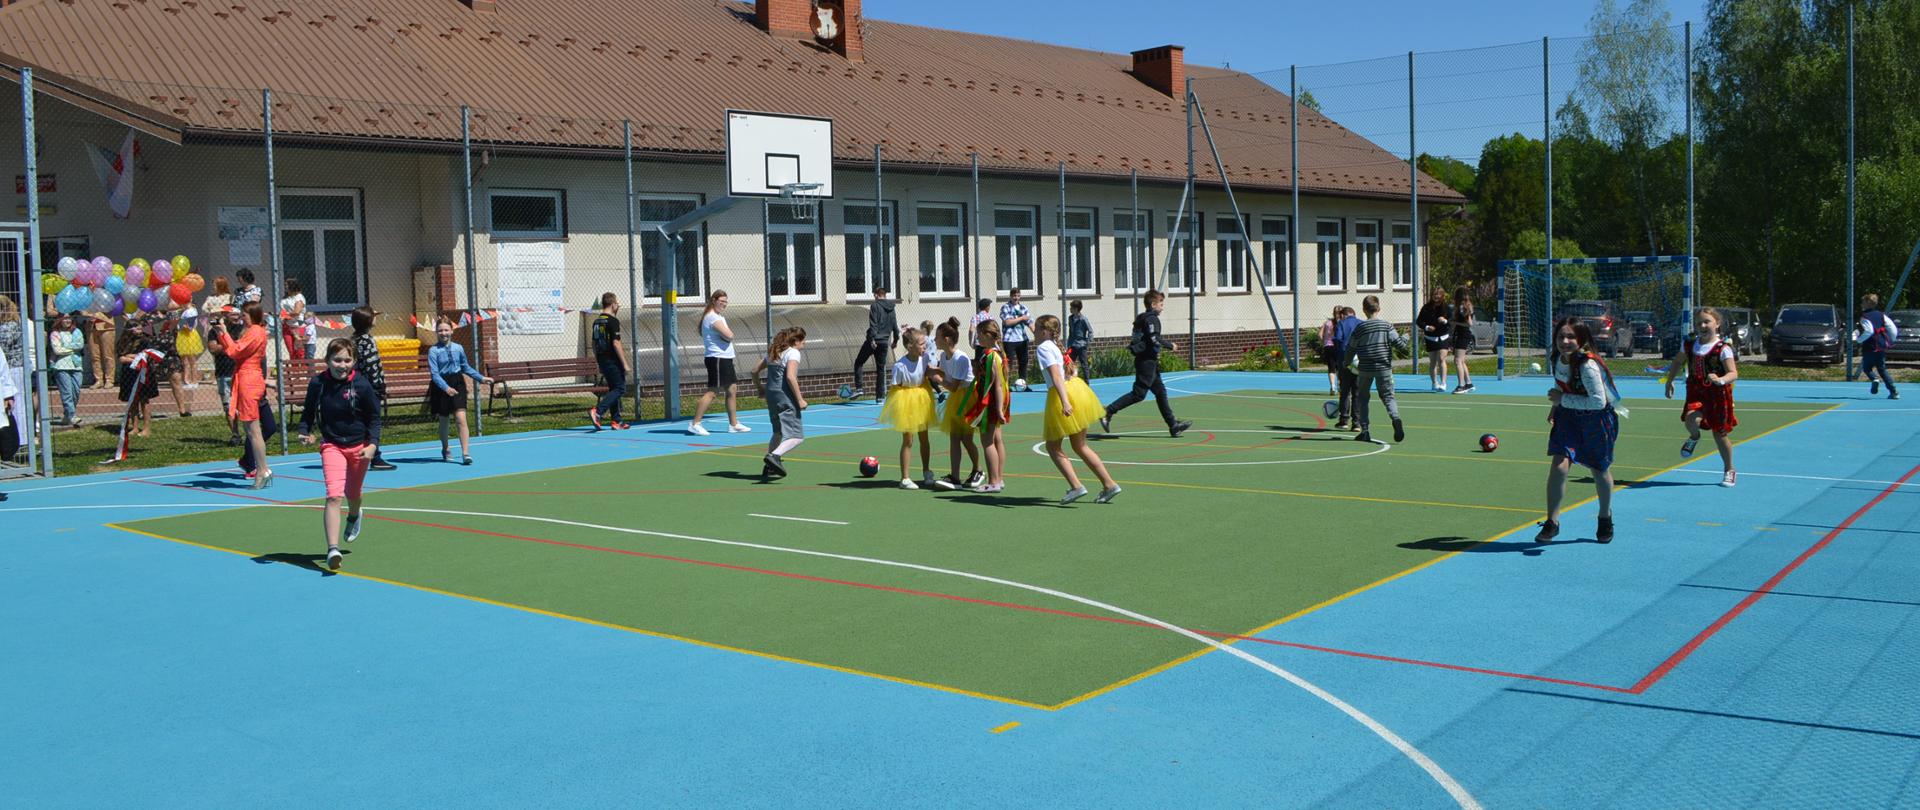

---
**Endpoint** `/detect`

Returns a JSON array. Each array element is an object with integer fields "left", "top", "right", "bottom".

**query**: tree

[
  {"left": 1473, "top": 134, "right": 1546, "bottom": 268},
  {"left": 1576, "top": 0, "right": 1683, "bottom": 255},
  {"left": 1297, "top": 88, "right": 1322, "bottom": 112},
  {"left": 1417, "top": 153, "right": 1476, "bottom": 198}
]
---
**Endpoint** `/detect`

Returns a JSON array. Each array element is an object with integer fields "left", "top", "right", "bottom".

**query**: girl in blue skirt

[{"left": 1539, "top": 317, "right": 1626, "bottom": 544}]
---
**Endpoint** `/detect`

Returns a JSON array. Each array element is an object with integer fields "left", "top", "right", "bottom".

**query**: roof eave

[{"left": 0, "top": 52, "right": 186, "bottom": 145}]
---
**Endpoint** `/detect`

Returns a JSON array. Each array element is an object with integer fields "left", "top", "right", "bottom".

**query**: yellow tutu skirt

[
  {"left": 1043, "top": 376, "right": 1105, "bottom": 441},
  {"left": 175, "top": 327, "right": 205, "bottom": 357},
  {"left": 880, "top": 384, "right": 937, "bottom": 433},
  {"left": 940, "top": 384, "right": 979, "bottom": 436}
]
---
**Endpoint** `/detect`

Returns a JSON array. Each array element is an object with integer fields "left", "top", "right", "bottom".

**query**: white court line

[
  {"left": 11, "top": 469, "right": 209, "bottom": 492},
  {"left": 748, "top": 513, "right": 850, "bottom": 526},
  {"left": 1670, "top": 468, "right": 1920, "bottom": 489},
  {"left": 1036, "top": 429, "right": 1391, "bottom": 466}
]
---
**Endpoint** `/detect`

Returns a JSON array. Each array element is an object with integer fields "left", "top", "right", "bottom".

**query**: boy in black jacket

[
  {"left": 851, "top": 285, "right": 898, "bottom": 403},
  {"left": 1099, "top": 290, "right": 1192, "bottom": 437}
]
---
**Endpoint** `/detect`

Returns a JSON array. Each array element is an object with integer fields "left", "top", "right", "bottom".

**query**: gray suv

[
  {"left": 1766, "top": 304, "right": 1843, "bottom": 365},
  {"left": 1716, "top": 307, "right": 1764, "bottom": 356}
]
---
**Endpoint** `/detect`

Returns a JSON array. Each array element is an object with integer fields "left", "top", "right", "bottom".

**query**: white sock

[{"left": 774, "top": 438, "right": 803, "bottom": 456}]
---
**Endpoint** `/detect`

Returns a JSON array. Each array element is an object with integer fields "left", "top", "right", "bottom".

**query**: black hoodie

[
  {"left": 300, "top": 369, "right": 382, "bottom": 446},
  {"left": 866, "top": 298, "right": 898, "bottom": 345}
]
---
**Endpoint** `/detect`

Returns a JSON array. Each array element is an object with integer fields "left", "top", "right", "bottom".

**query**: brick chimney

[
  {"left": 758, "top": 0, "right": 864, "bottom": 62},
  {"left": 1130, "top": 45, "right": 1185, "bottom": 97},
  {"left": 460, "top": 0, "right": 497, "bottom": 12},
  {"left": 756, "top": 0, "right": 813, "bottom": 38}
]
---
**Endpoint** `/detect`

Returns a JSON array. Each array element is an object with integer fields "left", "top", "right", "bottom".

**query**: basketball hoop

[{"left": 779, "top": 182, "right": 822, "bottom": 224}]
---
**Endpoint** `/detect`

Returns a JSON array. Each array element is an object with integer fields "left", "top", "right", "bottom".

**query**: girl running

[
  {"left": 428, "top": 316, "right": 492, "bottom": 465},
  {"left": 689, "top": 290, "right": 748, "bottom": 435},
  {"left": 1663, "top": 307, "right": 1739, "bottom": 487},
  {"left": 216, "top": 302, "right": 272, "bottom": 488},
  {"left": 928, "top": 317, "right": 983, "bottom": 491},
  {"left": 1538, "top": 316, "right": 1626, "bottom": 544},
  {"left": 755, "top": 327, "right": 808, "bottom": 478},
  {"left": 963, "top": 318, "right": 1011, "bottom": 493},
  {"left": 297, "top": 338, "right": 382, "bottom": 571},
  {"left": 1033, "top": 314, "right": 1120, "bottom": 504},
  {"left": 878, "top": 326, "right": 938, "bottom": 489},
  {"left": 1450, "top": 286, "right": 1476, "bottom": 393}
]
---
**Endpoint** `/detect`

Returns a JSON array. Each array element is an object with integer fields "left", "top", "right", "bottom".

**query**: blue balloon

[{"left": 104, "top": 276, "right": 125, "bottom": 295}]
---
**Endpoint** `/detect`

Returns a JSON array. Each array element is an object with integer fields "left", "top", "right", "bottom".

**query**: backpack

[
  {"left": 1865, "top": 311, "right": 1894, "bottom": 353},
  {"left": 590, "top": 314, "right": 616, "bottom": 357},
  {"left": 1330, "top": 317, "right": 1360, "bottom": 361}
]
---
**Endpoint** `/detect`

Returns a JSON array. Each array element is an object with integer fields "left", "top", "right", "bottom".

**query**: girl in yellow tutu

[
  {"left": 927, "top": 317, "right": 983, "bottom": 491},
  {"left": 879, "top": 326, "right": 938, "bottom": 489},
  {"left": 1033, "top": 314, "right": 1120, "bottom": 504}
]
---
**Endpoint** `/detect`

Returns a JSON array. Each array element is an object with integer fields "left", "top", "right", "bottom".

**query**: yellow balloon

[
  {"left": 112, "top": 264, "right": 126, "bottom": 278},
  {"left": 122, "top": 299, "right": 137, "bottom": 315},
  {"left": 172, "top": 265, "right": 187, "bottom": 282},
  {"left": 130, "top": 257, "right": 150, "bottom": 271},
  {"left": 172, "top": 255, "right": 192, "bottom": 274}
]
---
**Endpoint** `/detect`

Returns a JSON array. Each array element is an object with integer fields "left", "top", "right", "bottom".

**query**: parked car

[
  {"left": 1469, "top": 319, "right": 1504, "bottom": 354},
  {"left": 1716, "top": 306, "right": 1765, "bottom": 356},
  {"left": 1888, "top": 310, "right": 1920, "bottom": 361},
  {"left": 1766, "top": 303, "right": 1844, "bottom": 365},
  {"left": 1562, "top": 299, "right": 1630, "bottom": 357},
  {"left": 1625, "top": 310, "right": 1664, "bottom": 355}
]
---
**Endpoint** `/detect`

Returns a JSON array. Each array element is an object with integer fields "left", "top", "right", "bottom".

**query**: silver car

[{"left": 1888, "top": 310, "right": 1920, "bottom": 361}]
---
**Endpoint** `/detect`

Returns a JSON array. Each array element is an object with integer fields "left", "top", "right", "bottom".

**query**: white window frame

[
  {"left": 1215, "top": 214, "right": 1250, "bottom": 293},
  {"left": 1061, "top": 206, "right": 1099, "bottom": 296},
  {"left": 1113, "top": 209, "right": 1153, "bottom": 296},
  {"left": 487, "top": 188, "right": 566, "bottom": 239},
  {"left": 636, "top": 194, "right": 707, "bottom": 304},
  {"left": 994, "top": 205, "right": 1041, "bottom": 296},
  {"left": 1354, "top": 219, "right": 1384, "bottom": 291},
  {"left": 915, "top": 202, "right": 968, "bottom": 300},
  {"left": 1166, "top": 211, "right": 1202, "bottom": 294},
  {"left": 278, "top": 187, "right": 364, "bottom": 310},
  {"left": 1260, "top": 216, "right": 1292, "bottom": 292},
  {"left": 1315, "top": 218, "right": 1345, "bottom": 291},
  {"left": 1391, "top": 221, "right": 1415, "bottom": 290},
  {"left": 766, "top": 203, "right": 824, "bottom": 303},
  {"left": 842, "top": 199, "right": 898, "bottom": 302}
]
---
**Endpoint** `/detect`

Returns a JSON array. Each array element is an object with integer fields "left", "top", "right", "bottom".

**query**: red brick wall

[
  {"left": 1130, "top": 45, "right": 1185, "bottom": 97},
  {"left": 756, "top": 0, "right": 813, "bottom": 38}
]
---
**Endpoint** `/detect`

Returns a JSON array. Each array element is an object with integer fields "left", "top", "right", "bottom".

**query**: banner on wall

[{"left": 495, "top": 242, "right": 565, "bottom": 335}]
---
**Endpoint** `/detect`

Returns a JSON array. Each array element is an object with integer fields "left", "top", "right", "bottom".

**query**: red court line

[
  {"left": 270, "top": 474, "right": 751, "bottom": 498},
  {"left": 1625, "top": 460, "right": 1920, "bottom": 694}
]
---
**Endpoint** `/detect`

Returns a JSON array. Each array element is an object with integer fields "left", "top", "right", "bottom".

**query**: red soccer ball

[
  {"left": 858, "top": 456, "right": 880, "bottom": 477},
  {"left": 1479, "top": 433, "right": 1499, "bottom": 453}
]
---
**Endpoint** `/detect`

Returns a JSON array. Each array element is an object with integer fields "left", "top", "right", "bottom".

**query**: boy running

[
  {"left": 1855, "top": 293, "right": 1900, "bottom": 400},
  {"left": 1341, "top": 295, "right": 1408, "bottom": 443}
]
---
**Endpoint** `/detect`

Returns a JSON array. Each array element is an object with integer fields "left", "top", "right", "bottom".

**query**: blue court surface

[{"left": 4, "top": 370, "right": 1917, "bottom": 808}]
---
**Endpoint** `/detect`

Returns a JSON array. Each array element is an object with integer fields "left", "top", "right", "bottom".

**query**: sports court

[{"left": 7, "top": 371, "right": 1917, "bottom": 808}]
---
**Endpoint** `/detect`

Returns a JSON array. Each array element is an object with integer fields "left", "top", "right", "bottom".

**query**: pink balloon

[{"left": 90, "top": 256, "right": 111, "bottom": 274}]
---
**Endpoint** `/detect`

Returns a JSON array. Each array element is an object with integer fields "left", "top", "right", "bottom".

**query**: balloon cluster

[{"left": 45, "top": 254, "right": 199, "bottom": 316}]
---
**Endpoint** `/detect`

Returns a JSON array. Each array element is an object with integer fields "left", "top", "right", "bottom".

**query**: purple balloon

[
  {"left": 90, "top": 256, "right": 112, "bottom": 274},
  {"left": 137, "top": 288, "right": 158, "bottom": 312},
  {"left": 152, "top": 259, "right": 172, "bottom": 280}
]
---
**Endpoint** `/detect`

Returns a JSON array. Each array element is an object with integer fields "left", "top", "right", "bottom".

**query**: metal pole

[
  {"left": 1193, "top": 89, "right": 1291, "bottom": 367},
  {"left": 459, "top": 106, "right": 483, "bottom": 434},
  {"left": 1158, "top": 185, "right": 1190, "bottom": 292},
  {"left": 1130, "top": 168, "right": 1141, "bottom": 318},
  {"left": 1409, "top": 50, "right": 1420, "bottom": 376},
  {"left": 664, "top": 231, "right": 680, "bottom": 420},
  {"left": 1290, "top": 65, "right": 1302, "bottom": 372},
  {"left": 1845, "top": 5, "right": 1856, "bottom": 380},
  {"left": 874, "top": 144, "right": 884, "bottom": 296},
  {"left": 1685, "top": 21, "right": 1696, "bottom": 312},
  {"left": 1058, "top": 161, "right": 1068, "bottom": 323},
  {"left": 970, "top": 152, "right": 981, "bottom": 301},
  {"left": 1543, "top": 36, "right": 1554, "bottom": 340},
  {"left": 20, "top": 67, "right": 50, "bottom": 476},
  {"left": 762, "top": 199, "right": 773, "bottom": 350},
  {"left": 1496, "top": 266, "right": 1506, "bottom": 380},
  {"left": 623, "top": 120, "right": 641, "bottom": 418},
  {"left": 1184, "top": 76, "right": 1197, "bottom": 370},
  {"left": 265, "top": 89, "right": 288, "bottom": 452}
]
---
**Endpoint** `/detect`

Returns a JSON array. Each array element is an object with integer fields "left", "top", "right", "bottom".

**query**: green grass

[{"left": 121, "top": 390, "right": 1827, "bottom": 708}]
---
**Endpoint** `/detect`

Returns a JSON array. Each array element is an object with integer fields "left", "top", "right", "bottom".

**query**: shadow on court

[
  {"left": 1400, "top": 535, "right": 1602, "bottom": 556},
  {"left": 251, "top": 549, "right": 348, "bottom": 576}
]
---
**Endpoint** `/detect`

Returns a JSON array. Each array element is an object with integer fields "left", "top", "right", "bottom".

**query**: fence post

[
  {"left": 1184, "top": 76, "right": 1197, "bottom": 370},
  {"left": 970, "top": 152, "right": 981, "bottom": 302},
  {"left": 624, "top": 120, "right": 641, "bottom": 418},
  {"left": 873, "top": 145, "right": 884, "bottom": 296},
  {"left": 1289, "top": 65, "right": 1302, "bottom": 373},
  {"left": 20, "top": 67, "right": 50, "bottom": 476},
  {"left": 1844, "top": 6, "right": 1856, "bottom": 380},
  {"left": 1543, "top": 37, "right": 1554, "bottom": 337},
  {"left": 459, "top": 106, "right": 483, "bottom": 435},
  {"left": 1058, "top": 161, "right": 1067, "bottom": 324},
  {"left": 1130, "top": 168, "right": 1141, "bottom": 319},
  {"left": 1408, "top": 50, "right": 1420, "bottom": 376},
  {"left": 264, "top": 89, "right": 288, "bottom": 453}
]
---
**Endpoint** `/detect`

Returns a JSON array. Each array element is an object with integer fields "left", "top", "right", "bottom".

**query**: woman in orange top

[{"left": 218, "top": 301, "right": 273, "bottom": 489}]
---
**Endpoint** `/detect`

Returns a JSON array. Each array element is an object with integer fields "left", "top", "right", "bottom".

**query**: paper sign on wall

[{"left": 495, "top": 241, "right": 565, "bottom": 335}]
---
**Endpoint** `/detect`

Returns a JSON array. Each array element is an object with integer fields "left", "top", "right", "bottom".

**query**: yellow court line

[
  {"left": 990, "top": 721, "right": 1021, "bottom": 734},
  {"left": 102, "top": 522, "right": 1058, "bottom": 712}
]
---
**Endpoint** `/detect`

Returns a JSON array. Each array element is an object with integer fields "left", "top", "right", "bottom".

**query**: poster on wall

[
  {"left": 219, "top": 206, "right": 271, "bottom": 268},
  {"left": 495, "top": 241, "right": 565, "bottom": 335}
]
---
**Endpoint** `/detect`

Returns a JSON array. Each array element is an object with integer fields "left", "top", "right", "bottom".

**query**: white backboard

[{"left": 725, "top": 110, "right": 834, "bottom": 198}]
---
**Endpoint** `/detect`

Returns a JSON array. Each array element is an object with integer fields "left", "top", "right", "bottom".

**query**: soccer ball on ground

[
  {"left": 1322, "top": 400, "right": 1340, "bottom": 420},
  {"left": 1479, "top": 433, "right": 1500, "bottom": 453},
  {"left": 858, "top": 456, "right": 880, "bottom": 477}
]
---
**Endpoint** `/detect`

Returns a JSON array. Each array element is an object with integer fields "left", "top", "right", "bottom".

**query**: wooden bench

[
  {"left": 296, "top": 353, "right": 439, "bottom": 417},
  {"left": 489, "top": 356, "right": 610, "bottom": 418}
]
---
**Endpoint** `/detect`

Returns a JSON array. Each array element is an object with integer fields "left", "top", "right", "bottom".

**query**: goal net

[{"left": 1497, "top": 255, "right": 1692, "bottom": 377}]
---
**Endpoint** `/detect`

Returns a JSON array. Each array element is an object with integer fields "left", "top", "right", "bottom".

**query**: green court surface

[{"left": 121, "top": 391, "right": 1828, "bottom": 709}]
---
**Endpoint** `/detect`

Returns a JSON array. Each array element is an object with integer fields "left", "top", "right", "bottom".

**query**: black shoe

[
  {"left": 1355, "top": 430, "right": 1371, "bottom": 443},
  {"left": 763, "top": 453, "right": 787, "bottom": 478},
  {"left": 1333, "top": 420, "right": 1348, "bottom": 430},
  {"left": 1597, "top": 516, "right": 1614, "bottom": 544},
  {"left": 1872, "top": 380, "right": 1881, "bottom": 395},
  {"left": 461, "top": 456, "right": 473, "bottom": 466},
  {"left": 1099, "top": 413, "right": 1112, "bottom": 434},
  {"left": 1392, "top": 418, "right": 1405, "bottom": 443},
  {"left": 370, "top": 461, "right": 397, "bottom": 472},
  {"left": 1169, "top": 420, "right": 1192, "bottom": 438},
  {"left": 0, "top": 491, "right": 8, "bottom": 502},
  {"left": 1534, "top": 519, "right": 1560, "bottom": 544}
]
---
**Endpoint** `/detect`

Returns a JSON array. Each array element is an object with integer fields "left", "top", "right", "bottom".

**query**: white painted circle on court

[{"left": 1030, "top": 428, "right": 1388, "bottom": 466}]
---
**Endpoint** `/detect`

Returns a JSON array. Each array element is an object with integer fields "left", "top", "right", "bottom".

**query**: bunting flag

[
  {"left": 104, "top": 348, "right": 165, "bottom": 463},
  {"left": 408, "top": 305, "right": 595, "bottom": 331},
  {"left": 86, "top": 129, "right": 138, "bottom": 219}
]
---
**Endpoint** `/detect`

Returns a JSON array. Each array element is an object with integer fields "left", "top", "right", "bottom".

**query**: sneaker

[
  {"left": 729, "top": 423, "right": 753, "bottom": 433},
  {"left": 1534, "top": 519, "right": 1560, "bottom": 544},
  {"left": 965, "top": 471, "right": 986, "bottom": 489},
  {"left": 1392, "top": 419, "right": 1405, "bottom": 443},
  {"left": 973, "top": 482, "right": 1003, "bottom": 493},
  {"left": 589, "top": 409, "right": 602, "bottom": 431},
  {"left": 344, "top": 515, "right": 361, "bottom": 543},
  {"left": 461, "top": 456, "right": 473, "bottom": 466},
  {"left": 370, "top": 461, "right": 397, "bottom": 472},
  {"left": 1355, "top": 431, "right": 1372, "bottom": 443},
  {"left": 1680, "top": 438, "right": 1698, "bottom": 458},
  {"left": 1596, "top": 516, "right": 1615, "bottom": 544},
  {"left": 1169, "top": 420, "right": 1192, "bottom": 438},
  {"left": 1872, "top": 380, "right": 1881, "bottom": 395},
  {"left": 442, "top": 450, "right": 452, "bottom": 463},
  {"left": 1061, "top": 486, "right": 1088, "bottom": 505},
  {"left": 688, "top": 423, "right": 710, "bottom": 437},
  {"left": 1333, "top": 420, "right": 1348, "bottom": 430},
  {"left": 764, "top": 454, "right": 787, "bottom": 478},
  {"left": 244, "top": 470, "right": 257, "bottom": 480},
  {"left": 1721, "top": 470, "right": 1737, "bottom": 488},
  {"left": 611, "top": 422, "right": 631, "bottom": 431},
  {"left": 251, "top": 469, "right": 273, "bottom": 490},
  {"left": 931, "top": 476, "right": 959, "bottom": 491},
  {"left": 899, "top": 478, "right": 919, "bottom": 490},
  {"left": 1095, "top": 485, "right": 1123, "bottom": 504},
  {"left": 1892, "top": 390, "right": 1902, "bottom": 401},
  {"left": 327, "top": 548, "right": 343, "bottom": 570},
  {"left": 1451, "top": 384, "right": 1466, "bottom": 394},
  {"left": 1098, "top": 413, "right": 1113, "bottom": 434},
  {"left": 920, "top": 472, "right": 939, "bottom": 488},
  {"left": 848, "top": 388, "right": 866, "bottom": 400},
  {"left": 1461, "top": 383, "right": 1476, "bottom": 393}
]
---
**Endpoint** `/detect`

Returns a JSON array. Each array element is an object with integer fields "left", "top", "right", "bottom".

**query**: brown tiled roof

[{"left": 0, "top": 0, "right": 1462, "bottom": 202}]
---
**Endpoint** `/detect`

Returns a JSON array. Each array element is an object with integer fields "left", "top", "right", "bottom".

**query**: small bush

[
  {"left": 1158, "top": 352, "right": 1191, "bottom": 373},
  {"left": 1086, "top": 347, "right": 1189, "bottom": 377},
  {"left": 1227, "top": 345, "right": 1291, "bottom": 372}
]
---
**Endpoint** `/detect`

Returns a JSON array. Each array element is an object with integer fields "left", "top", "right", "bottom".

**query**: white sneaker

[
  {"left": 688, "top": 423, "right": 710, "bottom": 436},
  {"left": 973, "top": 482, "right": 1003, "bottom": 493},
  {"left": 931, "top": 476, "right": 959, "bottom": 491},
  {"left": 965, "top": 471, "right": 986, "bottom": 489},
  {"left": 1721, "top": 470, "right": 1737, "bottom": 488},
  {"left": 327, "top": 548, "right": 343, "bottom": 571},
  {"left": 343, "top": 515, "right": 361, "bottom": 544},
  {"left": 1095, "top": 485, "right": 1123, "bottom": 503},
  {"left": 899, "top": 478, "right": 919, "bottom": 490},
  {"left": 1061, "top": 486, "right": 1088, "bottom": 504},
  {"left": 728, "top": 423, "right": 752, "bottom": 433}
]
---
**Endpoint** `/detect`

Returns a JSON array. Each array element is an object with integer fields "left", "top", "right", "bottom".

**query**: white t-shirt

[
  {"left": 890, "top": 354, "right": 929, "bottom": 387},
  {"left": 1035, "top": 339, "right": 1065, "bottom": 373},
  {"left": 1688, "top": 338, "right": 1736, "bottom": 381},
  {"left": 779, "top": 347, "right": 802, "bottom": 366},
  {"left": 280, "top": 294, "right": 305, "bottom": 331},
  {"left": 701, "top": 312, "right": 734, "bottom": 359},
  {"left": 937, "top": 348, "right": 974, "bottom": 385}
]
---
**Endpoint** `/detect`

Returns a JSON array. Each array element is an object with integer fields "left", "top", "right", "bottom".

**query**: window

[
  {"left": 1167, "top": 211, "right": 1202, "bottom": 293},
  {"left": 843, "top": 200, "right": 897, "bottom": 300},
  {"left": 916, "top": 203, "right": 967, "bottom": 298},
  {"left": 278, "top": 188, "right": 363, "bottom": 309},
  {"left": 1061, "top": 207, "right": 1098, "bottom": 295},
  {"left": 1354, "top": 220, "right": 1383, "bottom": 290},
  {"left": 1113, "top": 209, "right": 1153, "bottom": 295},
  {"left": 488, "top": 189, "right": 565, "bottom": 239},
  {"left": 766, "top": 204, "right": 821, "bottom": 301},
  {"left": 637, "top": 196, "right": 705, "bottom": 302},
  {"left": 38, "top": 236, "right": 89, "bottom": 271},
  {"left": 1260, "top": 216, "right": 1292, "bottom": 291},
  {"left": 1215, "top": 214, "right": 1250, "bottom": 292},
  {"left": 1315, "top": 218, "right": 1345, "bottom": 290},
  {"left": 1391, "top": 221, "right": 1415, "bottom": 289},
  {"left": 994, "top": 206, "right": 1040, "bottom": 295}
]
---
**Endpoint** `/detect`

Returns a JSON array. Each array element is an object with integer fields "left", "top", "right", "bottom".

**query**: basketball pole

[
  {"left": 622, "top": 120, "right": 641, "bottom": 419},
  {"left": 460, "top": 105, "right": 483, "bottom": 436},
  {"left": 1058, "top": 161, "right": 1068, "bottom": 326},
  {"left": 1185, "top": 75, "right": 1198, "bottom": 371},
  {"left": 1289, "top": 64, "right": 1302, "bottom": 373},
  {"left": 872, "top": 144, "right": 883, "bottom": 303}
]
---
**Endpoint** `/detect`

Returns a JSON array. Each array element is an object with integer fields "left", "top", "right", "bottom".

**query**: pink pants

[{"left": 320, "top": 441, "right": 370, "bottom": 500}]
